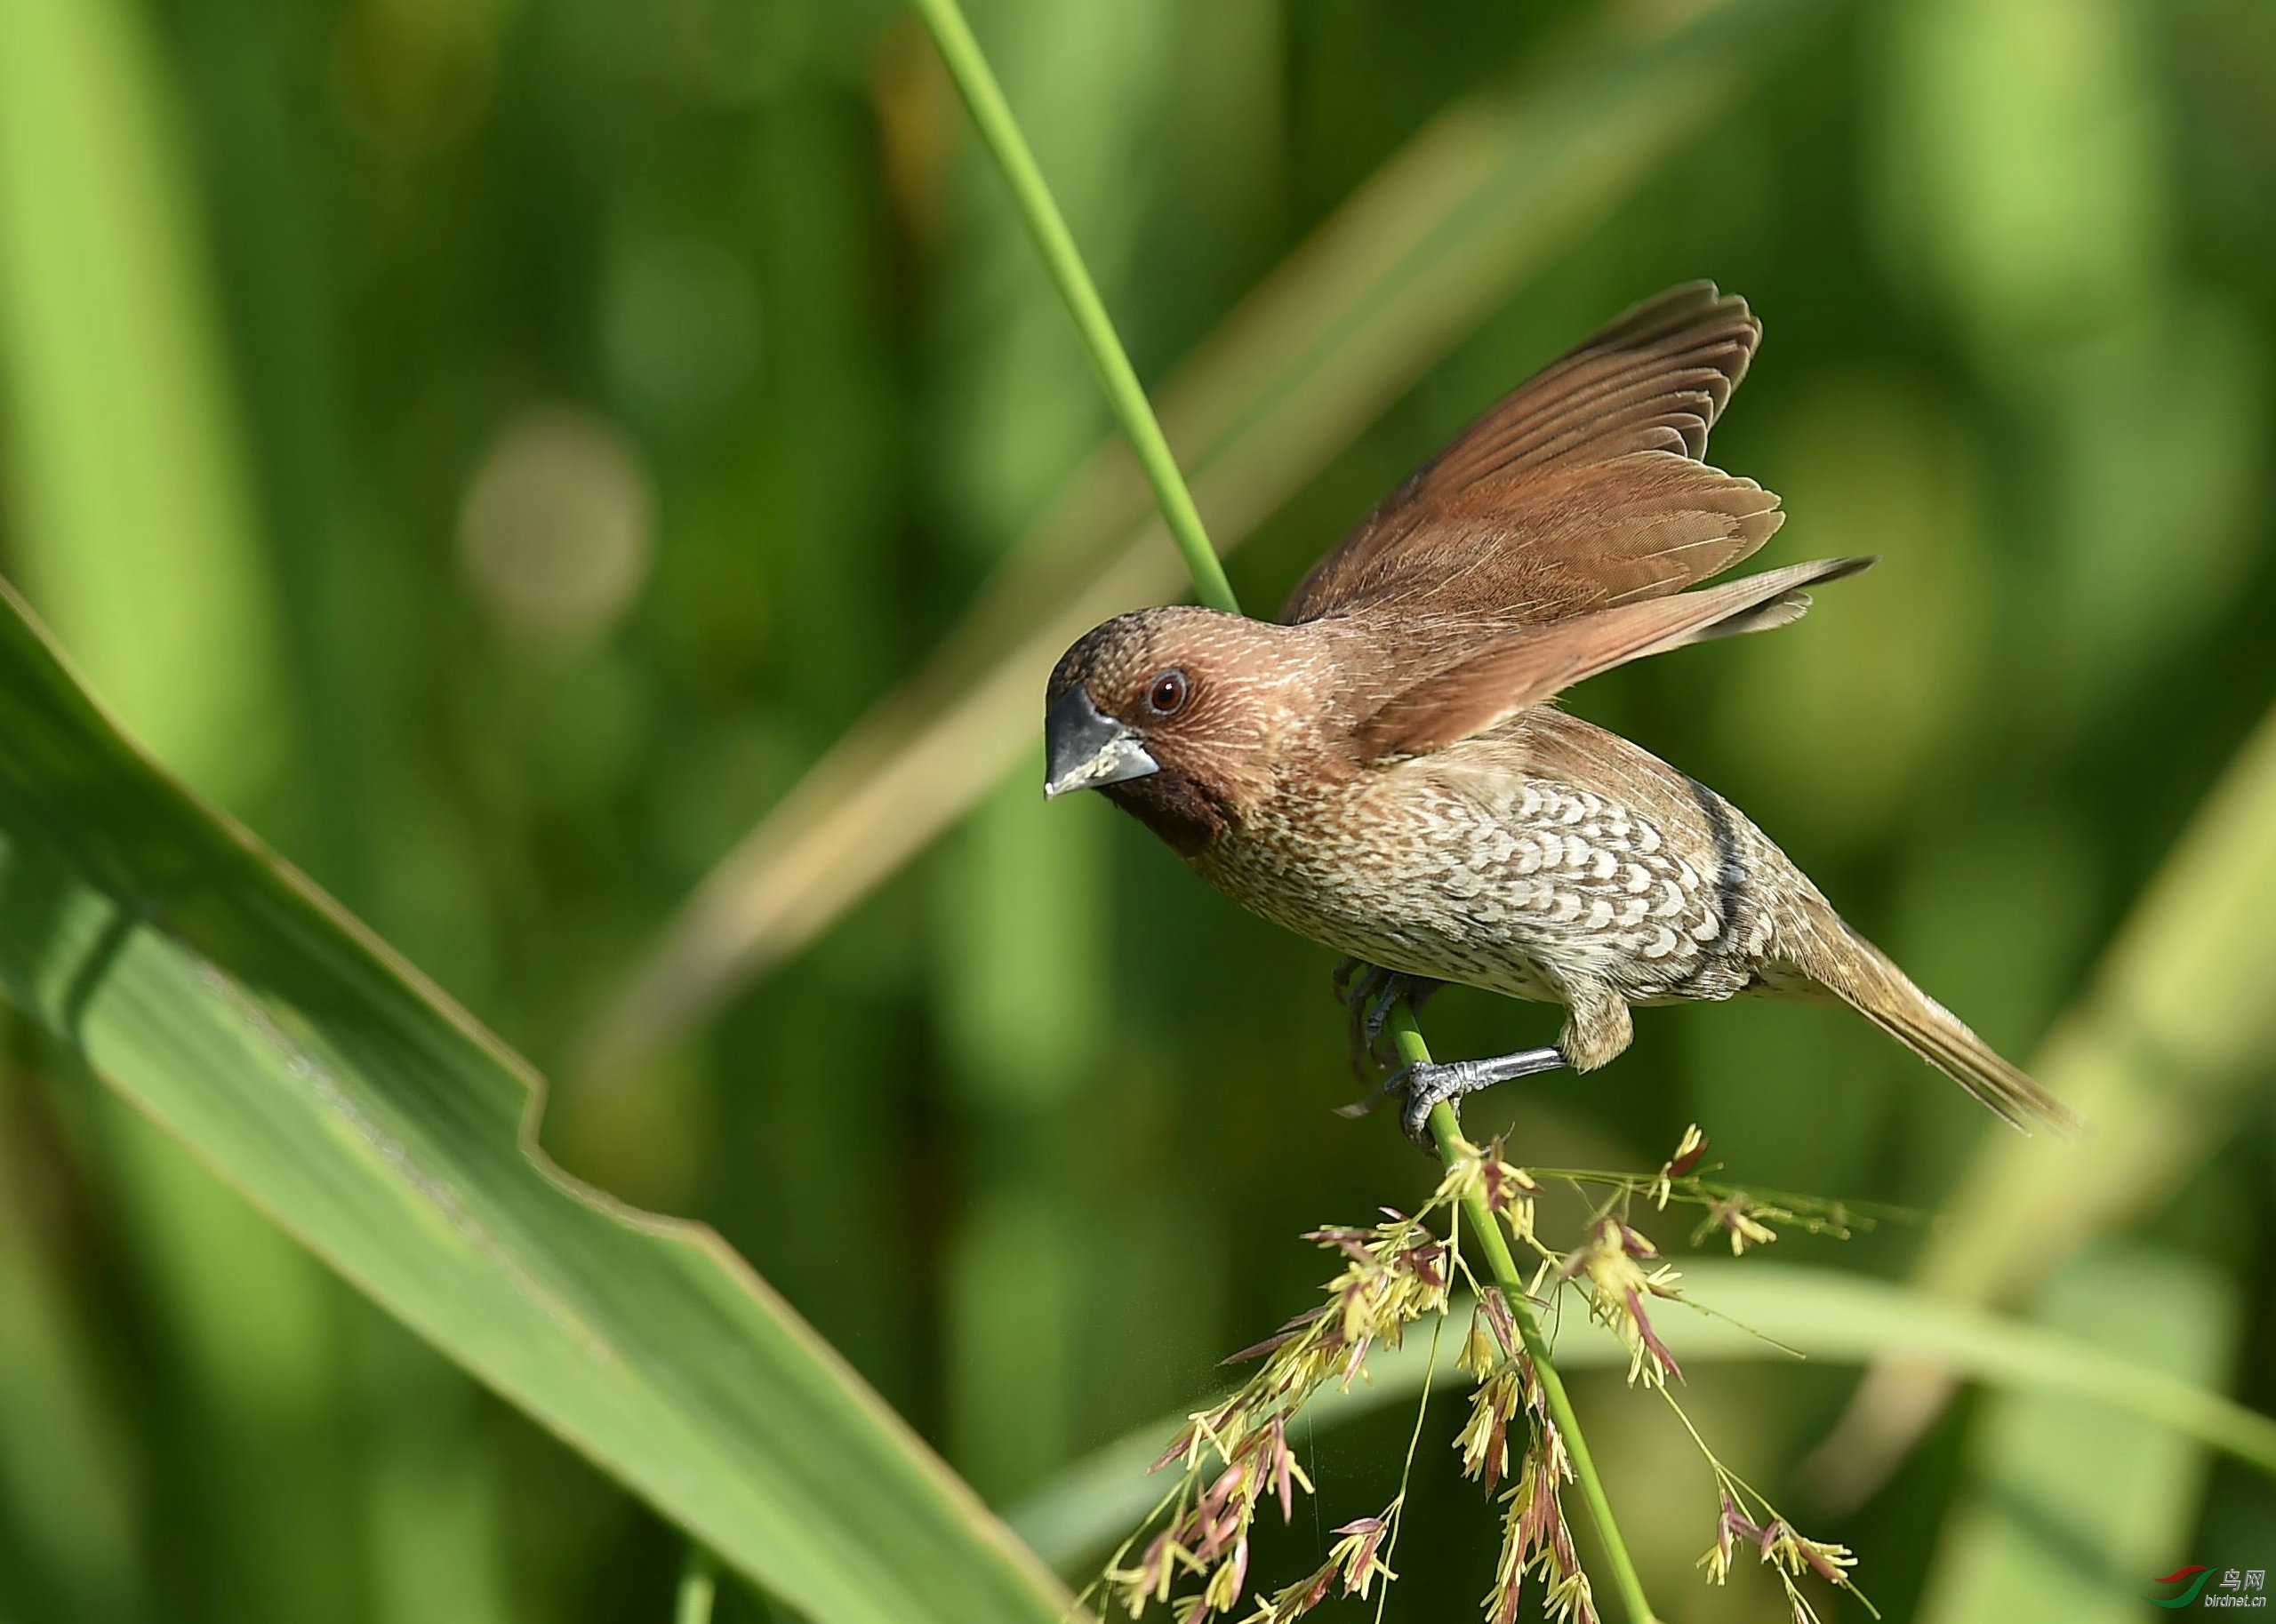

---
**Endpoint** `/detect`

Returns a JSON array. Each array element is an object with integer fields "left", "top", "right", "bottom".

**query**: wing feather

[
  {"left": 1355, "top": 556, "right": 1874, "bottom": 760},
  {"left": 1284, "top": 283, "right": 1777, "bottom": 625}
]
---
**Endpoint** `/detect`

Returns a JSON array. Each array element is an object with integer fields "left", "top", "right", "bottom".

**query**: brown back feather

[{"left": 1282, "top": 283, "right": 1780, "bottom": 626}]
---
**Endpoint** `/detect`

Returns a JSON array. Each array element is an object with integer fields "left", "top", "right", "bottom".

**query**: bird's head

[{"left": 1044, "top": 607, "right": 1318, "bottom": 854}]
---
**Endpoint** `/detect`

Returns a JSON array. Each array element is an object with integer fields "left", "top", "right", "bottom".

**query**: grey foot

[
  {"left": 1331, "top": 956, "right": 1444, "bottom": 1074},
  {"left": 1380, "top": 1046, "right": 1567, "bottom": 1147}
]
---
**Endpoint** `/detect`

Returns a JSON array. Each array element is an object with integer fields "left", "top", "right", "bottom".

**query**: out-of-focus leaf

[
  {"left": 0, "top": 1054, "right": 137, "bottom": 1621},
  {"left": 1914, "top": 1244, "right": 2238, "bottom": 1624},
  {"left": 1812, "top": 695, "right": 2276, "bottom": 1506},
  {"left": 573, "top": 0, "right": 1830, "bottom": 1089},
  {"left": 1006, "top": 1260, "right": 2276, "bottom": 1572},
  {"left": 0, "top": 582, "right": 1070, "bottom": 1624},
  {"left": 0, "top": 4, "right": 362, "bottom": 1615},
  {"left": 0, "top": 0, "right": 287, "bottom": 806}
]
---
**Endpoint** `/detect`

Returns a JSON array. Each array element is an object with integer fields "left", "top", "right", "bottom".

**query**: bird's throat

[{"left": 1102, "top": 772, "right": 1229, "bottom": 857}]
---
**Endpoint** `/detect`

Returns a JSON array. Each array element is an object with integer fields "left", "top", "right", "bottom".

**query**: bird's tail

[{"left": 1791, "top": 920, "right": 2081, "bottom": 1138}]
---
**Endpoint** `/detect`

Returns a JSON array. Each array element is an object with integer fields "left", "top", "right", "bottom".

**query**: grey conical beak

[{"left": 1044, "top": 685, "right": 1159, "bottom": 798}]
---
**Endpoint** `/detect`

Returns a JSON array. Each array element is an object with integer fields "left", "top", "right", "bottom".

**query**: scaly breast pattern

[{"left": 1194, "top": 762, "right": 1780, "bottom": 1005}]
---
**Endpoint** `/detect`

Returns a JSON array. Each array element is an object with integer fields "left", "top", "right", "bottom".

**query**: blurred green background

[{"left": 0, "top": 0, "right": 2271, "bottom": 1618}]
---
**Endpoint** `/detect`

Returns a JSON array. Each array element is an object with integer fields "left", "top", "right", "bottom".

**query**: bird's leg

[
  {"left": 1331, "top": 955, "right": 1374, "bottom": 1068},
  {"left": 1382, "top": 1046, "right": 1567, "bottom": 1147},
  {"left": 1331, "top": 959, "right": 1566, "bottom": 1143},
  {"left": 1332, "top": 957, "right": 1442, "bottom": 1074},
  {"left": 1371, "top": 980, "right": 1623, "bottom": 1147}
]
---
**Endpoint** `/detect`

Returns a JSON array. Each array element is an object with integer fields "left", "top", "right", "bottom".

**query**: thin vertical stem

[
  {"left": 907, "top": 0, "right": 1239, "bottom": 616},
  {"left": 675, "top": 1544, "right": 717, "bottom": 1624},
  {"left": 914, "top": 1, "right": 1655, "bottom": 1616},
  {"left": 1394, "top": 1005, "right": 1661, "bottom": 1624}
]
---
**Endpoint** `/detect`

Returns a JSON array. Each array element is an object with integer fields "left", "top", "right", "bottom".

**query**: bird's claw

[
  {"left": 1384, "top": 1058, "right": 1482, "bottom": 1146},
  {"left": 1343, "top": 1045, "right": 1570, "bottom": 1149},
  {"left": 1330, "top": 961, "right": 1566, "bottom": 1148},
  {"left": 1336, "top": 1057, "right": 1484, "bottom": 1146},
  {"left": 1331, "top": 957, "right": 1442, "bottom": 1074}
]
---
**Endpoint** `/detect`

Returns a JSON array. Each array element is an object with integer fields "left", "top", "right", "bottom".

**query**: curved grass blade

[
  {"left": 573, "top": 0, "right": 1831, "bottom": 1091},
  {"left": 0, "top": 580, "right": 1070, "bottom": 1624},
  {"left": 1006, "top": 1261, "right": 2276, "bottom": 1571},
  {"left": 1814, "top": 692, "right": 2276, "bottom": 1504}
]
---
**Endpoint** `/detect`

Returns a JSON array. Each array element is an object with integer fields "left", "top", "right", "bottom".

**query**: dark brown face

[{"left": 1043, "top": 607, "right": 1302, "bottom": 855}]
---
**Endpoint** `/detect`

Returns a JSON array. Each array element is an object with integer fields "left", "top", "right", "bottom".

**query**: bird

[{"left": 1041, "top": 283, "right": 2077, "bottom": 1145}]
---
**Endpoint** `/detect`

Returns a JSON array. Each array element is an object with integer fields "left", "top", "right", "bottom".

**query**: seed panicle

[{"left": 1094, "top": 1124, "right": 1871, "bottom": 1624}]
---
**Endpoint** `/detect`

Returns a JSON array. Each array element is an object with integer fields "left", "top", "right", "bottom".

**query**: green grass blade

[
  {"left": 677, "top": 1547, "right": 719, "bottom": 1624},
  {"left": 1911, "top": 1246, "right": 2238, "bottom": 1624},
  {"left": 1007, "top": 1261, "right": 2276, "bottom": 1571},
  {"left": 0, "top": 1052, "right": 136, "bottom": 1621},
  {"left": 0, "top": 0, "right": 287, "bottom": 809},
  {"left": 910, "top": 0, "right": 1236, "bottom": 614},
  {"left": 0, "top": 581, "right": 1069, "bottom": 1624},
  {"left": 1817, "top": 693, "right": 2276, "bottom": 1501},
  {"left": 0, "top": 4, "right": 364, "bottom": 1612}
]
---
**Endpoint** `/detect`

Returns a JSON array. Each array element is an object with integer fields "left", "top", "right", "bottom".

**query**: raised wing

[
  {"left": 1282, "top": 283, "right": 1781, "bottom": 626},
  {"left": 1356, "top": 556, "right": 1874, "bottom": 761}
]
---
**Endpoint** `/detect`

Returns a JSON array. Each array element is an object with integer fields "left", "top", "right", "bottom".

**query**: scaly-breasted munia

[{"left": 1042, "top": 283, "right": 2073, "bottom": 1143}]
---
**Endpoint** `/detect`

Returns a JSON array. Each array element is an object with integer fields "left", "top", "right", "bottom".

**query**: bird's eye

[{"left": 1146, "top": 668, "right": 1190, "bottom": 716}]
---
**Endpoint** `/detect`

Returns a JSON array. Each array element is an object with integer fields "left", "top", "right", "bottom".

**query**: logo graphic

[
  {"left": 2147, "top": 1566, "right": 2269, "bottom": 1609},
  {"left": 2150, "top": 1569, "right": 2216, "bottom": 1610}
]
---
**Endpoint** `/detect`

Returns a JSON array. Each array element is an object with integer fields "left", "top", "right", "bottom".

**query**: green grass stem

[
  {"left": 910, "top": 2, "right": 1659, "bottom": 1614},
  {"left": 908, "top": 0, "right": 1238, "bottom": 615},
  {"left": 1395, "top": 1005, "right": 1663, "bottom": 1624},
  {"left": 676, "top": 1546, "right": 717, "bottom": 1624}
]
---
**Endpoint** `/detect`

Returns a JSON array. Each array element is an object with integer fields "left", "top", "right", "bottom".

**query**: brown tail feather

[{"left": 1798, "top": 924, "right": 2082, "bottom": 1138}]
